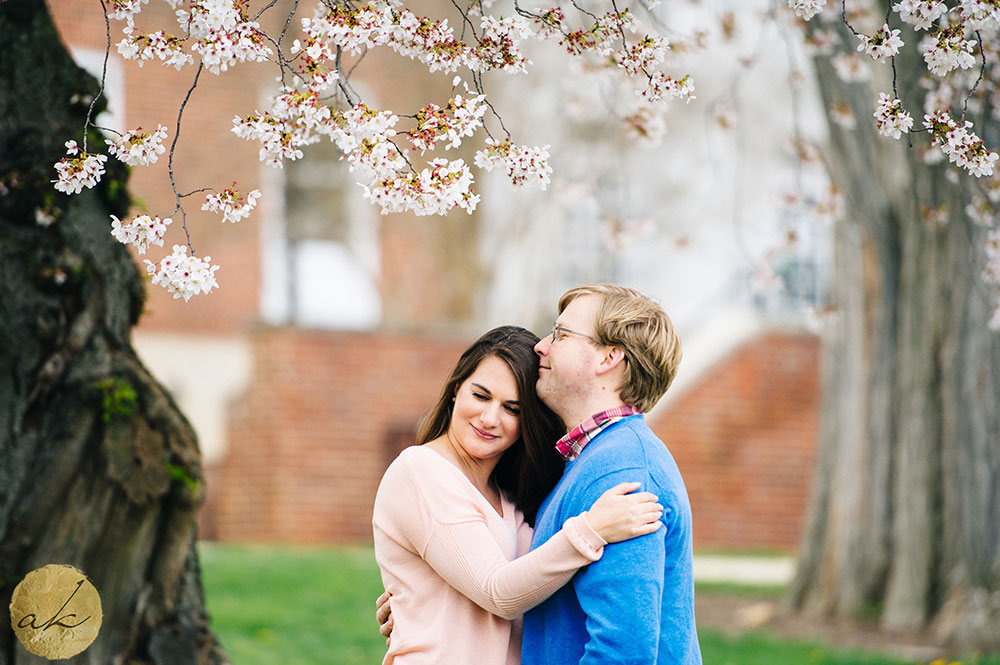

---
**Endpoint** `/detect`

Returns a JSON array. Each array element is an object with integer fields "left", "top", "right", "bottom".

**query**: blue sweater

[{"left": 521, "top": 416, "right": 701, "bottom": 665}]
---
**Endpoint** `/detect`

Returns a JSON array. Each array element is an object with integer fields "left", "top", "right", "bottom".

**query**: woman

[{"left": 372, "top": 326, "right": 662, "bottom": 665}]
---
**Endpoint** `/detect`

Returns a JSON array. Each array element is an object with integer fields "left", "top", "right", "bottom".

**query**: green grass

[
  {"left": 198, "top": 544, "right": 991, "bottom": 665},
  {"left": 698, "top": 630, "right": 917, "bottom": 665},
  {"left": 199, "top": 544, "right": 387, "bottom": 665}
]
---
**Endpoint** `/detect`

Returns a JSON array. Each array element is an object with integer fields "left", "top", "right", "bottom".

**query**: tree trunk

[
  {"left": 787, "top": 5, "right": 1000, "bottom": 651},
  {"left": 0, "top": 3, "right": 228, "bottom": 664}
]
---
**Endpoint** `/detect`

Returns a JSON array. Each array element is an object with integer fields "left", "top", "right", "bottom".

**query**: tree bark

[
  {"left": 787, "top": 5, "right": 1000, "bottom": 651},
  {"left": 0, "top": 3, "right": 228, "bottom": 664}
]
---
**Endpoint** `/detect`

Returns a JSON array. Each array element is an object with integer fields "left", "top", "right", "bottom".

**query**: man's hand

[{"left": 375, "top": 591, "right": 393, "bottom": 646}]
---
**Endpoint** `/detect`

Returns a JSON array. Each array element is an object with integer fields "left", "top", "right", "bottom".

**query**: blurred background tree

[{"left": 786, "top": 1, "right": 1000, "bottom": 650}]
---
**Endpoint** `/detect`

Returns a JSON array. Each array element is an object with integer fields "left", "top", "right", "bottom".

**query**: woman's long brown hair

[{"left": 416, "top": 326, "right": 565, "bottom": 525}]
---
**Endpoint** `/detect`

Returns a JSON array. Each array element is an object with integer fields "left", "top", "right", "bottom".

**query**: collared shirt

[{"left": 555, "top": 405, "right": 643, "bottom": 461}]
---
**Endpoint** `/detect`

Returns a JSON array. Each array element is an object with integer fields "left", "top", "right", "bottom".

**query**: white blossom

[
  {"left": 920, "top": 28, "right": 977, "bottom": 76},
  {"left": 106, "top": 124, "right": 168, "bottom": 166},
  {"left": 203, "top": 186, "right": 262, "bottom": 223},
  {"left": 960, "top": 0, "right": 1000, "bottom": 29},
  {"left": 857, "top": 24, "right": 904, "bottom": 61},
  {"left": 832, "top": 52, "right": 873, "bottom": 82},
  {"left": 924, "top": 110, "right": 999, "bottom": 177},
  {"left": 53, "top": 141, "right": 108, "bottom": 195},
  {"left": 965, "top": 196, "right": 996, "bottom": 226},
  {"left": 474, "top": 138, "right": 552, "bottom": 189},
  {"left": 829, "top": 102, "right": 857, "bottom": 129},
  {"left": 874, "top": 93, "right": 914, "bottom": 139},
  {"left": 144, "top": 245, "right": 220, "bottom": 301},
  {"left": 640, "top": 73, "right": 695, "bottom": 104},
  {"left": 788, "top": 0, "right": 826, "bottom": 21},
  {"left": 893, "top": 0, "right": 948, "bottom": 30},
  {"left": 110, "top": 214, "right": 171, "bottom": 254}
]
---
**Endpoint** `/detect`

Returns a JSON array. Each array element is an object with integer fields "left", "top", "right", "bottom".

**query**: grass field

[{"left": 198, "top": 544, "right": 978, "bottom": 665}]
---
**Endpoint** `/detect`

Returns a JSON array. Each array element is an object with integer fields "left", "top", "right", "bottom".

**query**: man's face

[{"left": 534, "top": 294, "right": 602, "bottom": 422}]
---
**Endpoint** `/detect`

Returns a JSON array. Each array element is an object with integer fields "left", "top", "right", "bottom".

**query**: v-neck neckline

[{"left": 419, "top": 445, "right": 512, "bottom": 520}]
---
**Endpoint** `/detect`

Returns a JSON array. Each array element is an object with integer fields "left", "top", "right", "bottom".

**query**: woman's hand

[
  {"left": 584, "top": 482, "right": 662, "bottom": 543},
  {"left": 375, "top": 591, "right": 393, "bottom": 646}
]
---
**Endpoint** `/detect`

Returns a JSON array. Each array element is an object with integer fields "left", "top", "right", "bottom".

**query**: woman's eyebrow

[{"left": 472, "top": 383, "right": 519, "bottom": 405}]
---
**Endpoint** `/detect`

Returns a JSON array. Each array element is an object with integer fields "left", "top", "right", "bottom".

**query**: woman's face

[{"left": 448, "top": 355, "right": 522, "bottom": 462}]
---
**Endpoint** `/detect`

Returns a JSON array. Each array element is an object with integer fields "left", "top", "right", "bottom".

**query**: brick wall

[
  {"left": 649, "top": 331, "right": 820, "bottom": 552},
  {"left": 208, "top": 327, "right": 472, "bottom": 543}
]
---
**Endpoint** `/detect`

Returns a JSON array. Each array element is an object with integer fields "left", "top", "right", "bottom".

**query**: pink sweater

[{"left": 372, "top": 445, "right": 606, "bottom": 665}]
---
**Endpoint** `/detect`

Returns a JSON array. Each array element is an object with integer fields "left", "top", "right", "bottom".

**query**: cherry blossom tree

[
  {"left": 0, "top": 3, "right": 227, "bottom": 664},
  {"left": 782, "top": 0, "right": 1000, "bottom": 651}
]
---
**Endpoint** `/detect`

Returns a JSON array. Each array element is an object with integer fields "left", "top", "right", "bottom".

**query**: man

[{"left": 522, "top": 283, "right": 700, "bottom": 665}]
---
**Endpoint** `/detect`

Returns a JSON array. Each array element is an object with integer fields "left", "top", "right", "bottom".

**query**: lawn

[{"left": 198, "top": 543, "right": 975, "bottom": 665}]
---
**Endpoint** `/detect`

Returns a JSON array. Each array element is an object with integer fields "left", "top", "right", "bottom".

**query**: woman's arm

[{"left": 414, "top": 481, "right": 661, "bottom": 619}]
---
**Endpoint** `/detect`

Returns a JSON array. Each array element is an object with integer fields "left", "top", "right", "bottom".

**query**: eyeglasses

[{"left": 552, "top": 323, "right": 599, "bottom": 344}]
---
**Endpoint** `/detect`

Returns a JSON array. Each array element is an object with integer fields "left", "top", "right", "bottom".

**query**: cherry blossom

[
  {"left": 475, "top": 138, "right": 552, "bottom": 189},
  {"left": 362, "top": 158, "right": 479, "bottom": 216},
  {"left": 788, "top": 0, "right": 827, "bottom": 21},
  {"left": 617, "top": 35, "right": 670, "bottom": 76},
  {"left": 921, "top": 25, "right": 978, "bottom": 76},
  {"left": 53, "top": 140, "right": 108, "bottom": 195},
  {"left": 407, "top": 80, "right": 488, "bottom": 152},
  {"left": 473, "top": 15, "right": 534, "bottom": 74},
  {"left": 923, "top": 110, "right": 999, "bottom": 177},
  {"left": 829, "top": 101, "right": 857, "bottom": 129},
  {"left": 893, "top": 0, "right": 948, "bottom": 30},
  {"left": 803, "top": 29, "right": 841, "bottom": 56},
  {"left": 960, "top": 0, "right": 1000, "bottom": 29},
  {"left": 117, "top": 30, "right": 194, "bottom": 69},
  {"left": 110, "top": 214, "right": 171, "bottom": 255},
  {"left": 832, "top": 52, "right": 873, "bottom": 82},
  {"left": 203, "top": 185, "right": 262, "bottom": 223},
  {"left": 106, "top": 125, "right": 168, "bottom": 166},
  {"left": 965, "top": 196, "right": 996, "bottom": 226},
  {"left": 874, "top": 93, "right": 914, "bottom": 139},
  {"left": 640, "top": 72, "right": 695, "bottom": 104},
  {"left": 624, "top": 105, "right": 666, "bottom": 144},
  {"left": 192, "top": 21, "right": 273, "bottom": 75},
  {"left": 144, "top": 245, "right": 220, "bottom": 301},
  {"left": 108, "top": 0, "right": 148, "bottom": 31},
  {"left": 857, "top": 24, "right": 904, "bottom": 62}
]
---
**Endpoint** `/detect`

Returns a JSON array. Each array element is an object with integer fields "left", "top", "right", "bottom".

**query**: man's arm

[{"left": 570, "top": 470, "right": 667, "bottom": 665}]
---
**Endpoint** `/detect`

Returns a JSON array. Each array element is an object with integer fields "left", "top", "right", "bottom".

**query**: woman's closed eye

[{"left": 473, "top": 391, "right": 519, "bottom": 416}]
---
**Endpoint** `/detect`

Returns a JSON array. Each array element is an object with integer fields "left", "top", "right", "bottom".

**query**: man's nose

[{"left": 534, "top": 334, "right": 551, "bottom": 356}]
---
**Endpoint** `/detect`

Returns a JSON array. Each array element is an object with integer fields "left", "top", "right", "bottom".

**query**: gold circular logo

[{"left": 9, "top": 564, "right": 103, "bottom": 660}]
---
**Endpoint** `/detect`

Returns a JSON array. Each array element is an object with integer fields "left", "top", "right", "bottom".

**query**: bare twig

[
  {"left": 961, "top": 30, "right": 986, "bottom": 120},
  {"left": 840, "top": 0, "right": 861, "bottom": 37},
  {"left": 167, "top": 62, "right": 205, "bottom": 253},
  {"left": 335, "top": 46, "right": 358, "bottom": 106},
  {"left": 84, "top": 0, "right": 113, "bottom": 153},
  {"left": 449, "top": 0, "right": 481, "bottom": 44}
]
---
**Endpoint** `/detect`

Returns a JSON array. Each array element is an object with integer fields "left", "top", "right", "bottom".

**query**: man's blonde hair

[{"left": 559, "top": 284, "right": 682, "bottom": 413}]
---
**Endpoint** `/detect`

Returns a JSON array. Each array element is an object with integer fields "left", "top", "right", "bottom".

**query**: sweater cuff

[{"left": 563, "top": 513, "right": 607, "bottom": 561}]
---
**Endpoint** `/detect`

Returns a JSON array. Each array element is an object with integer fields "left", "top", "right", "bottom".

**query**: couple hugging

[{"left": 373, "top": 284, "right": 702, "bottom": 665}]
